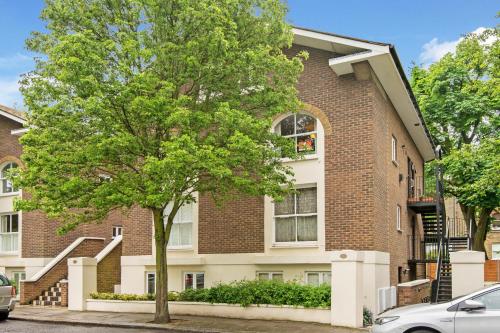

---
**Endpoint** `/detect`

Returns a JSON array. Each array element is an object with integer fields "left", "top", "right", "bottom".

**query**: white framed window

[
  {"left": 492, "top": 244, "right": 500, "bottom": 260},
  {"left": 112, "top": 225, "right": 123, "bottom": 239},
  {"left": 257, "top": 272, "right": 283, "bottom": 281},
  {"left": 274, "top": 187, "right": 317, "bottom": 244},
  {"left": 391, "top": 136, "right": 398, "bottom": 164},
  {"left": 396, "top": 204, "right": 402, "bottom": 231},
  {"left": 306, "top": 272, "right": 331, "bottom": 286},
  {"left": 275, "top": 113, "right": 317, "bottom": 154},
  {"left": 11, "top": 271, "right": 26, "bottom": 296},
  {"left": 184, "top": 272, "right": 204, "bottom": 290},
  {"left": 165, "top": 202, "right": 193, "bottom": 249},
  {"left": 0, "top": 162, "right": 18, "bottom": 194},
  {"left": 146, "top": 272, "right": 155, "bottom": 294},
  {"left": 0, "top": 213, "right": 19, "bottom": 253}
]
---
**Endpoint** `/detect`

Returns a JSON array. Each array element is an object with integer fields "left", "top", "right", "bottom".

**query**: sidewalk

[{"left": 10, "top": 306, "right": 368, "bottom": 333}]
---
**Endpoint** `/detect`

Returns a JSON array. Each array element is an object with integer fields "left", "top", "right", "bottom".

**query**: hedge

[{"left": 90, "top": 280, "right": 331, "bottom": 308}]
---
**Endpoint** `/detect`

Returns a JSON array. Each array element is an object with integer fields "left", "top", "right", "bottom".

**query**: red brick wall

[
  {"left": 198, "top": 194, "right": 264, "bottom": 254},
  {"left": 0, "top": 116, "right": 23, "bottom": 164},
  {"left": 97, "top": 243, "right": 122, "bottom": 292},
  {"left": 20, "top": 238, "right": 104, "bottom": 304},
  {"left": 397, "top": 280, "right": 431, "bottom": 306},
  {"left": 121, "top": 205, "right": 152, "bottom": 256}
]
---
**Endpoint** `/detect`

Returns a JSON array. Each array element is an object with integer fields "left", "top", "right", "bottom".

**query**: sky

[{"left": 0, "top": 0, "right": 498, "bottom": 109}]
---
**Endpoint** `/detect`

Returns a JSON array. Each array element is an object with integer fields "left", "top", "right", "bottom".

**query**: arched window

[
  {"left": 0, "top": 162, "right": 18, "bottom": 194},
  {"left": 275, "top": 113, "right": 317, "bottom": 154}
]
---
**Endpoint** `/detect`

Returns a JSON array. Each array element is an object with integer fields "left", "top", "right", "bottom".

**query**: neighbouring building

[{"left": 2, "top": 27, "right": 440, "bottom": 308}]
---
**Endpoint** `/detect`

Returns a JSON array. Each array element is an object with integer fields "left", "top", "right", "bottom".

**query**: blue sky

[{"left": 0, "top": 0, "right": 498, "bottom": 108}]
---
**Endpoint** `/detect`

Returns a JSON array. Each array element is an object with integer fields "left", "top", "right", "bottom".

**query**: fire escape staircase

[{"left": 407, "top": 166, "right": 471, "bottom": 303}]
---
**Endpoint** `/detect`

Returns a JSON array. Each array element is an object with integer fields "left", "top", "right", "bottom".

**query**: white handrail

[
  {"left": 28, "top": 237, "right": 105, "bottom": 282},
  {"left": 95, "top": 235, "right": 122, "bottom": 263}
]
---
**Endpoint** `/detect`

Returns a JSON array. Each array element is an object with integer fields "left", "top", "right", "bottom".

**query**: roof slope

[{"left": 0, "top": 103, "right": 26, "bottom": 123}]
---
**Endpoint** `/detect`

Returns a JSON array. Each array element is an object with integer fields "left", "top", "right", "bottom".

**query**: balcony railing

[
  {"left": 0, "top": 233, "right": 19, "bottom": 253},
  {"left": 408, "top": 176, "right": 437, "bottom": 203}
]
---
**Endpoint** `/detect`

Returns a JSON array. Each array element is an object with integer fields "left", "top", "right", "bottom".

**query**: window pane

[
  {"left": 322, "top": 272, "right": 331, "bottom": 286},
  {"left": 473, "top": 289, "right": 500, "bottom": 310},
  {"left": 307, "top": 273, "right": 319, "bottom": 286},
  {"left": 271, "top": 273, "right": 283, "bottom": 281},
  {"left": 275, "top": 194, "right": 294, "bottom": 216},
  {"left": 0, "top": 215, "right": 9, "bottom": 233},
  {"left": 180, "top": 204, "right": 193, "bottom": 223},
  {"left": 297, "top": 216, "right": 317, "bottom": 241},
  {"left": 196, "top": 273, "right": 204, "bottom": 289},
  {"left": 147, "top": 274, "right": 155, "bottom": 294},
  {"left": 179, "top": 223, "right": 192, "bottom": 246},
  {"left": 185, "top": 273, "right": 194, "bottom": 289},
  {"left": 296, "top": 114, "right": 315, "bottom": 134},
  {"left": 297, "top": 188, "right": 317, "bottom": 214},
  {"left": 169, "top": 224, "right": 180, "bottom": 247},
  {"left": 279, "top": 115, "right": 295, "bottom": 136},
  {"left": 296, "top": 134, "right": 316, "bottom": 153},
  {"left": 11, "top": 215, "right": 18, "bottom": 233},
  {"left": 275, "top": 217, "right": 296, "bottom": 242},
  {"left": 258, "top": 273, "right": 270, "bottom": 281}
]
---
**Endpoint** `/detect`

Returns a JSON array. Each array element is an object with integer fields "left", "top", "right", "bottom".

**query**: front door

[{"left": 455, "top": 288, "right": 500, "bottom": 333}]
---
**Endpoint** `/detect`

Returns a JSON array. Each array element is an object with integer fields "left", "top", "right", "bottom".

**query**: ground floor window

[
  {"left": 305, "top": 272, "right": 331, "bottom": 286},
  {"left": 184, "top": 272, "right": 204, "bottom": 290},
  {"left": 492, "top": 244, "right": 500, "bottom": 260},
  {"left": 146, "top": 272, "right": 155, "bottom": 294},
  {"left": 257, "top": 271, "right": 283, "bottom": 281},
  {"left": 11, "top": 271, "right": 25, "bottom": 295},
  {"left": 0, "top": 213, "right": 19, "bottom": 253}
]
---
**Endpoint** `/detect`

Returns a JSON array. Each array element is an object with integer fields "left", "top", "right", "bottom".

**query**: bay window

[{"left": 274, "top": 187, "right": 317, "bottom": 244}]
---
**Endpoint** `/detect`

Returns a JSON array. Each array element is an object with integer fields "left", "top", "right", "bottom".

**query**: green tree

[
  {"left": 15, "top": 0, "right": 305, "bottom": 323},
  {"left": 411, "top": 27, "right": 500, "bottom": 252}
]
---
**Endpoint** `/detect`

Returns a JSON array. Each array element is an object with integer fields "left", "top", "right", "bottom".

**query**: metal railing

[{"left": 407, "top": 176, "right": 437, "bottom": 203}]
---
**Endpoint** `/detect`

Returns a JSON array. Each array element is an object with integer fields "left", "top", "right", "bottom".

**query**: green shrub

[
  {"left": 90, "top": 280, "right": 331, "bottom": 308},
  {"left": 178, "top": 280, "right": 330, "bottom": 308},
  {"left": 363, "top": 306, "right": 373, "bottom": 327}
]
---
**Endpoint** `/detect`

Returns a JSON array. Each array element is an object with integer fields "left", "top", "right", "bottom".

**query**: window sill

[
  {"left": 280, "top": 154, "right": 319, "bottom": 163},
  {"left": 0, "top": 251, "right": 19, "bottom": 256},
  {"left": 167, "top": 246, "right": 194, "bottom": 252},
  {"left": 271, "top": 242, "right": 319, "bottom": 249},
  {"left": 0, "top": 192, "right": 20, "bottom": 198}
]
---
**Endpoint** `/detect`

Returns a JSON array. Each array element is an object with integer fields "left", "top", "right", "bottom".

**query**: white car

[
  {"left": 0, "top": 274, "right": 16, "bottom": 320},
  {"left": 372, "top": 284, "right": 500, "bottom": 333}
]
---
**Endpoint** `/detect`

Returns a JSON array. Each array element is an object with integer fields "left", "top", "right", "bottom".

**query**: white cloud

[
  {"left": 0, "top": 77, "right": 23, "bottom": 108},
  {"left": 419, "top": 27, "right": 497, "bottom": 67}
]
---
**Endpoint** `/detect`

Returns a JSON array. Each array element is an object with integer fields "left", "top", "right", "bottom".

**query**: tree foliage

[
  {"left": 15, "top": 0, "right": 305, "bottom": 322},
  {"left": 411, "top": 26, "right": 499, "bottom": 252}
]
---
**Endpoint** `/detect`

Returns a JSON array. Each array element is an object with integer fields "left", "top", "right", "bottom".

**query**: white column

[
  {"left": 450, "top": 250, "right": 485, "bottom": 298},
  {"left": 331, "top": 250, "right": 364, "bottom": 328},
  {"left": 68, "top": 257, "right": 97, "bottom": 311},
  {"left": 363, "top": 251, "right": 390, "bottom": 314}
]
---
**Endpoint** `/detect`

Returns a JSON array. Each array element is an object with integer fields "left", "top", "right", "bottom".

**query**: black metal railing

[
  {"left": 408, "top": 176, "right": 437, "bottom": 203},
  {"left": 447, "top": 218, "right": 468, "bottom": 238}
]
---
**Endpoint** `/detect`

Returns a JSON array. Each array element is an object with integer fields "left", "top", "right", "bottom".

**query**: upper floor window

[
  {"left": 165, "top": 202, "right": 193, "bottom": 248},
  {"left": 274, "top": 187, "right": 317, "bottom": 244},
  {"left": 0, "top": 162, "right": 18, "bottom": 194},
  {"left": 112, "top": 225, "right": 123, "bottom": 239},
  {"left": 275, "top": 114, "right": 317, "bottom": 154},
  {"left": 0, "top": 213, "right": 19, "bottom": 253},
  {"left": 491, "top": 219, "right": 500, "bottom": 232},
  {"left": 391, "top": 136, "right": 398, "bottom": 164}
]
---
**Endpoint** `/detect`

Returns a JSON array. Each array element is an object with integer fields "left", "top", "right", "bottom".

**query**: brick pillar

[{"left": 60, "top": 280, "right": 68, "bottom": 307}]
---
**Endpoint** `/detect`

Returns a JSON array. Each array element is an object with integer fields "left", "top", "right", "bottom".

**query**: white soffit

[
  {"left": 0, "top": 110, "right": 26, "bottom": 125},
  {"left": 292, "top": 27, "right": 435, "bottom": 162}
]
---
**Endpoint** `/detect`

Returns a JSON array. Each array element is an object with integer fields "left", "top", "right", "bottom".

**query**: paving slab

[{"left": 10, "top": 305, "right": 368, "bottom": 333}]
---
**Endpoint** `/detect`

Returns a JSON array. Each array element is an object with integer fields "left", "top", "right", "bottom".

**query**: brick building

[{"left": 1, "top": 27, "right": 435, "bottom": 303}]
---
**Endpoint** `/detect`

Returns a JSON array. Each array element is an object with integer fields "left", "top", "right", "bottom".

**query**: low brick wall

[
  {"left": 484, "top": 260, "right": 500, "bottom": 282},
  {"left": 397, "top": 279, "right": 431, "bottom": 306},
  {"left": 20, "top": 238, "right": 104, "bottom": 305},
  {"left": 97, "top": 243, "right": 122, "bottom": 293}
]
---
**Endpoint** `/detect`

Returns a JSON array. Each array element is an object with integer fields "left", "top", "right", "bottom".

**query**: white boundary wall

[{"left": 86, "top": 300, "right": 331, "bottom": 324}]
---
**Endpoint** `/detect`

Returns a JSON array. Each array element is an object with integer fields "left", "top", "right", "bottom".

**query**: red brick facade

[{"left": 97, "top": 242, "right": 122, "bottom": 293}]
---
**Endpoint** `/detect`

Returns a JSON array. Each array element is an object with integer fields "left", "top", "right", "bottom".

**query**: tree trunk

[
  {"left": 460, "top": 204, "right": 476, "bottom": 243},
  {"left": 472, "top": 208, "right": 493, "bottom": 254},
  {"left": 153, "top": 208, "right": 170, "bottom": 323}
]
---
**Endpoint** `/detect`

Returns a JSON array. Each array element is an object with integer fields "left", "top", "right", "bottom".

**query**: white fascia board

[
  {"left": 0, "top": 110, "right": 26, "bottom": 125},
  {"left": 10, "top": 128, "right": 28, "bottom": 136},
  {"left": 329, "top": 52, "right": 435, "bottom": 161},
  {"left": 293, "top": 28, "right": 389, "bottom": 53}
]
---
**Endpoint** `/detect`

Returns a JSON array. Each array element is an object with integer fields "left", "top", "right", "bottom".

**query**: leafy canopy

[{"left": 16, "top": 0, "right": 306, "bottom": 233}]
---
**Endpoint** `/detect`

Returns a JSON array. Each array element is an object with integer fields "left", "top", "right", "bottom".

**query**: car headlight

[{"left": 374, "top": 316, "right": 400, "bottom": 325}]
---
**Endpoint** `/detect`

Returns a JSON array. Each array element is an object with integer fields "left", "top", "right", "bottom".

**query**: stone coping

[{"left": 397, "top": 279, "right": 430, "bottom": 288}]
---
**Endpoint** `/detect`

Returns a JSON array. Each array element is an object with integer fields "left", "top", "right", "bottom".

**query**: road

[{"left": 1, "top": 320, "right": 182, "bottom": 332}]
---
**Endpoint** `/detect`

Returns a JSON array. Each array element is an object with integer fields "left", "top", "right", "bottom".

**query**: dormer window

[
  {"left": 0, "top": 162, "right": 18, "bottom": 194},
  {"left": 275, "top": 114, "right": 317, "bottom": 154}
]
